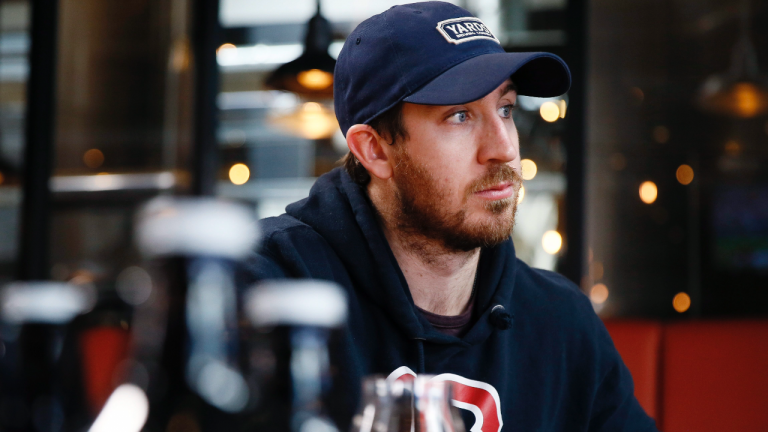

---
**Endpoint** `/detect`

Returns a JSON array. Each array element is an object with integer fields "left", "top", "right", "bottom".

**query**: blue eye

[
  {"left": 498, "top": 104, "right": 515, "bottom": 118},
  {"left": 449, "top": 111, "right": 468, "bottom": 123}
]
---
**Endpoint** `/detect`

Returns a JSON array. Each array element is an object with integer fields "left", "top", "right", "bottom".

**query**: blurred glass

[
  {"left": 350, "top": 376, "right": 466, "bottom": 432},
  {"left": 0, "top": 0, "right": 30, "bottom": 281}
]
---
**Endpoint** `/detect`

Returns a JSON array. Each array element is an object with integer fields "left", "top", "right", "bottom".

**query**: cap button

[{"left": 355, "top": 37, "right": 361, "bottom": 45}]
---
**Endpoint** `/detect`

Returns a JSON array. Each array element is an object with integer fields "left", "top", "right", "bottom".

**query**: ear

[{"left": 345, "top": 124, "right": 395, "bottom": 180}]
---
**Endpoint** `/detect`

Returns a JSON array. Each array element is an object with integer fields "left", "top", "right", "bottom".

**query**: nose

[{"left": 476, "top": 111, "right": 519, "bottom": 165}]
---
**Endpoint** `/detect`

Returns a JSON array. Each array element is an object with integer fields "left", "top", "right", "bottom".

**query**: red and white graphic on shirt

[{"left": 387, "top": 366, "right": 503, "bottom": 432}]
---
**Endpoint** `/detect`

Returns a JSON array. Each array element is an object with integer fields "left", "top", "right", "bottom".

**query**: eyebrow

[{"left": 499, "top": 82, "right": 518, "bottom": 98}]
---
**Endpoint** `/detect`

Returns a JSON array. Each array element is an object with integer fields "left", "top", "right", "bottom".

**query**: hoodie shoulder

[
  {"left": 512, "top": 259, "right": 595, "bottom": 327},
  {"left": 252, "top": 213, "right": 340, "bottom": 281}
]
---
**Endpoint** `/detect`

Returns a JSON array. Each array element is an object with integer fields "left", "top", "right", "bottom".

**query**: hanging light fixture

[
  {"left": 697, "top": 0, "right": 768, "bottom": 118},
  {"left": 265, "top": 0, "right": 335, "bottom": 97}
]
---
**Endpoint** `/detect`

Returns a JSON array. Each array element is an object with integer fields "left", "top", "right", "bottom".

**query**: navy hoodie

[{"left": 249, "top": 168, "right": 658, "bottom": 432}]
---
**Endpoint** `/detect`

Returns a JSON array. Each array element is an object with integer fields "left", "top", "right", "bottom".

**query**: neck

[{"left": 370, "top": 182, "right": 480, "bottom": 316}]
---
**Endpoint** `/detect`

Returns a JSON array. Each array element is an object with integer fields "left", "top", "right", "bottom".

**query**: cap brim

[{"left": 402, "top": 52, "right": 571, "bottom": 105}]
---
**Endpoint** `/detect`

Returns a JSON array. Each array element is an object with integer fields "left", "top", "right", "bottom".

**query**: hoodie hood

[{"left": 284, "top": 168, "right": 518, "bottom": 345}]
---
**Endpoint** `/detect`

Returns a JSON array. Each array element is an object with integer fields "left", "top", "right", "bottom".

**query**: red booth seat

[
  {"left": 604, "top": 319, "right": 768, "bottom": 431},
  {"left": 662, "top": 320, "right": 768, "bottom": 432},
  {"left": 603, "top": 320, "right": 662, "bottom": 420}
]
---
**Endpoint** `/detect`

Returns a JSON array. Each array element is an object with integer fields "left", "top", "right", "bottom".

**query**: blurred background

[
  {"left": 3, "top": 0, "right": 768, "bottom": 319},
  {"left": 1, "top": 0, "right": 768, "bottom": 429}
]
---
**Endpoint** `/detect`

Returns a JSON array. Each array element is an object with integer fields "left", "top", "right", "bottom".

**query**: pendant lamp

[
  {"left": 265, "top": 0, "right": 336, "bottom": 97},
  {"left": 697, "top": 0, "right": 768, "bottom": 118}
]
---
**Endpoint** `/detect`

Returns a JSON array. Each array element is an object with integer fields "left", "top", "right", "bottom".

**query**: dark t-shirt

[{"left": 416, "top": 296, "right": 475, "bottom": 337}]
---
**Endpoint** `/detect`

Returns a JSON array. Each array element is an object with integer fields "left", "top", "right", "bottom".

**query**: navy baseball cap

[{"left": 334, "top": 1, "right": 571, "bottom": 136}]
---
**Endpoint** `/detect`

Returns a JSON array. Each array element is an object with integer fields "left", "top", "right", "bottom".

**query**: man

[{"left": 251, "top": 2, "right": 658, "bottom": 431}]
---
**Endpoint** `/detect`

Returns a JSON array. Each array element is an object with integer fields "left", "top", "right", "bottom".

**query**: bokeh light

[
  {"left": 733, "top": 82, "right": 762, "bottom": 117},
  {"left": 608, "top": 153, "right": 626, "bottom": 171},
  {"left": 83, "top": 149, "right": 105, "bottom": 169},
  {"left": 271, "top": 102, "right": 339, "bottom": 140},
  {"left": 724, "top": 140, "right": 741, "bottom": 156},
  {"left": 517, "top": 184, "right": 525, "bottom": 205},
  {"left": 676, "top": 164, "right": 694, "bottom": 185},
  {"left": 0, "top": 171, "right": 4, "bottom": 185},
  {"left": 88, "top": 384, "right": 149, "bottom": 432},
  {"left": 673, "top": 292, "right": 691, "bottom": 313},
  {"left": 652, "top": 125, "right": 670, "bottom": 144},
  {"left": 539, "top": 101, "right": 560, "bottom": 122},
  {"left": 521, "top": 159, "right": 537, "bottom": 180},
  {"left": 542, "top": 230, "right": 562, "bottom": 255},
  {"left": 591, "top": 261, "right": 604, "bottom": 280},
  {"left": 217, "top": 43, "right": 236, "bottom": 54},
  {"left": 590, "top": 283, "right": 609, "bottom": 304},
  {"left": 229, "top": 163, "right": 250, "bottom": 185},
  {"left": 297, "top": 69, "right": 333, "bottom": 90},
  {"left": 639, "top": 181, "right": 657, "bottom": 204}
]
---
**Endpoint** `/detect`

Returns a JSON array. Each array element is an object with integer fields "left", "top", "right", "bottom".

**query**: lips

[{"left": 474, "top": 182, "right": 516, "bottom": 200}]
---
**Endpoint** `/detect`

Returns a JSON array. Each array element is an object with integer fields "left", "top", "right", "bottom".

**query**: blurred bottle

[
  {"left": 350, "top": 376, "right": 465, "bottom": 432},
  {"left": 88, "top": 197, "right": 259, "bottom": 432},
  {"left": 0, "top": 280, "right": 97, "bottom": 432},
  {"left": 244, "top": 280, "right": 347, "bottom": 432}
]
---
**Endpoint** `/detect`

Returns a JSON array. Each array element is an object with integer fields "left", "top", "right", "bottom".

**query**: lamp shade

[
  {"left": 265, "top": 2, "right": 336, "bottom": 97},
  {"left": 696, "top": 3, "right": 768, "bottom": 119}
]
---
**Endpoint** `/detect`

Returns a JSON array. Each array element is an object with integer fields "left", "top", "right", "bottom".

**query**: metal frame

[
  {"left": 190, "top": 0, "right": 221, "bottom": 196},
  {"left": 562, "top": 0, "right": 587, "bottom": 287},
  {"left": 18, "top": 0, "right": 58, "bottom": 280}
]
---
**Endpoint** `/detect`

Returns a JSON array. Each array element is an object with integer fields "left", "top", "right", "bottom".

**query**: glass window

[
  {"left": 586, "top": 0, "right": 768, "bottom": 317},
  {"left": 49, "top": 0, "right": 194, "bottom": 284}
]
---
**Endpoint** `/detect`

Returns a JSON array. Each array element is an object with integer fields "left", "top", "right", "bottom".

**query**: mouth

[{"left": 473, "top": 182, "right": 516, "bottom": 200}]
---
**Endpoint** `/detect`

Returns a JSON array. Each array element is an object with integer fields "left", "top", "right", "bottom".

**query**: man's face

[{"left": 388, "top": 79, "right": 522, "bottom": 252}]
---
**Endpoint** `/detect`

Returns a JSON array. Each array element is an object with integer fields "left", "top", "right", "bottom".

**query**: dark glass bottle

[
  {"left": 0, "top": 280, "right": 97, "bottom": 432},
  {"left": 109, "top": 197, "right": 259, "bottom": 432},
  {"left": 243, "top": 280, "right": 347, "bottom": 432}
]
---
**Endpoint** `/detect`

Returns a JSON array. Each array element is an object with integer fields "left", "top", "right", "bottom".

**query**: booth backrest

[
  {"left": 79, "top": 327, "right": 130, "bottom": 415},
  {"left": 661, "top": 320, "right": 768, "bottom": 432},
  {"left": 602, "top": 320, "right": 662, "bottom": 420}
]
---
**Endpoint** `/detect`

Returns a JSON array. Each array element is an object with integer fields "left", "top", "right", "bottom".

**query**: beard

[{"left": 388, "top": 147, "right": 521, "bottom": 253}]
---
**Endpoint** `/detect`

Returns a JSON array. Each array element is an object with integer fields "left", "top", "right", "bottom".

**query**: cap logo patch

[{"left": 436, "top": 17, "right": 499, "bottom": 45}]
